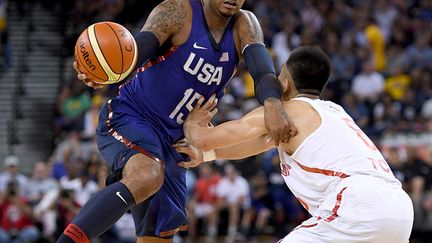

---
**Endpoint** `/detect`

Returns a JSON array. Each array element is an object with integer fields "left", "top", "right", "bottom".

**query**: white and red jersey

[{"left": 278, "top": 97, "right": 401, "bottom": 216}]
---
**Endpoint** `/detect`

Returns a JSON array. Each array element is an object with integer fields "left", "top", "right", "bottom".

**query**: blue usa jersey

[{"left": 117, "top": 0, "right": 238, "bottom": 143}]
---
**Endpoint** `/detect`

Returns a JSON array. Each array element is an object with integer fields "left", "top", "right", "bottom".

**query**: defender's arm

[
  {"left": 175, "top": 134, "right": 274, "bottom": 168},
  {"left": 214, "top": 134, "right": 274, "bottom": 160},
  {"left": 184, "top": 107, "right": 268, "bottom": 151}
]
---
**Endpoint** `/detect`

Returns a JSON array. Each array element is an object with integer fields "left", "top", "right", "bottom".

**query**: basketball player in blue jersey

[{"left": 57, "top": 0, "right": 296, "bottom": 242}]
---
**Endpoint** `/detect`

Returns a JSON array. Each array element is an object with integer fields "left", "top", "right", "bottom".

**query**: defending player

[
  {"left": 177, "top": 46, "right": 414, "bottom": 242},
  {"left": 57, "top": 0, "right": 296, "bottom": 242}
]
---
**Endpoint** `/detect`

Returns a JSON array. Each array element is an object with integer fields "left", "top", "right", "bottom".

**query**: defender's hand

[
  {"left": 184, "top": 94, "right": 218, "bottom": 127},
  {"left": 73, "top": 61, "right": 104, "bottom": 89},
  {"left": 264, "top": 98, "right": 297, "bottom": 145},
  {"left": 173, "top": 139, "right": 204, "bottom": 168}
]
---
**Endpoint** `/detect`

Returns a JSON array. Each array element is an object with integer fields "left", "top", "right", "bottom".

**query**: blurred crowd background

[{"left": 0, "top": 0, "right": 431, "bottom": 242}]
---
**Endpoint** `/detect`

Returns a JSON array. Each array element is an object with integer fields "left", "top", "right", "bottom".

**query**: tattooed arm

[{"left": 141, "top": 0, "right": 187, "bottom": 45}]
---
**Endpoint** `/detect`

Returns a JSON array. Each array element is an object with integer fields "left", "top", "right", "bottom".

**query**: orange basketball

[{"left": 74, "top": 22, "right": 138, "bottom": 84}]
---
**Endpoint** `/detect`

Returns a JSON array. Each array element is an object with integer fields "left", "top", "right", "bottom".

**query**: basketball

[{"left": 74, "top": 22, "right": 138, "bottom": 84}]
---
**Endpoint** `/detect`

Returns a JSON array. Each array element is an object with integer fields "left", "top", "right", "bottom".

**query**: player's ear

[
  {"left": 281, "top": 78, "right": 289, "bottom": 93},
  {"left": 278, "top": 64, "right": 289, "bottom": 93}
]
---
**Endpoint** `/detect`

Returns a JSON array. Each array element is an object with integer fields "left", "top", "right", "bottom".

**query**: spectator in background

[
  {"left": 351, "top": 59, "right": 385, "bottom": 102},
  {"left": 272, "top": 17, "right": 300, "bottom": 69},
  {"left": 373, "top": 0, "right": 398, "bottom": 42},
  {"left": 54, "top": 85, "right": 72, "bottom": 139},
  {"left": 385, "top": 45, "right": 407, "bottom": 74},
  {"left": 384, "top": 64, "right": 411, "bottom": 101},
  {"left": 82, "top": 94, "right": 106, "bottom": 139},
  {"left": 331, "top": 46, "right": 356, "bottom": 82},
  {"left": 62, "top": 165, "right": 99, "bottom": 207},
  {"left": 364, "top": 17, "right": 387, "bottom": 71},
  {"left": 386, "top": 147, "right": 408, "bottom": 186},
  {"left": 113, "top": 212, "right": 136, "bottom": 243},
  {"left": 300, "top": 0, "right": 323, "bottom": 33},
  {"left": 0, "top": 180, "right": 40, "bottom": 243},
  {"left": 262, "top": 149, "right": 304, "bottom": 239},
  {"left": 51, "top": 131, "right": 84, "bottom": 181},
  {"left": 341, "top": 92, "right": 370, "bottom": 130},
  {"left": 0, "top": 156, "right": 28, "bottom": 197},
  {"left": 404, "top": 146, "right": 430, "bottom": 205},
  {"left": 55, "top": 190, "right": 80, "bottom": 240},
  {"left": 406, "top": 145, "right": 432, "bottom": 242},
  {"left": 27, "top": 162, "right": 59, "bottom": 240},
  {"left": 415, "top": 189, "right": 432, "bottom": 243},
  {"left": 417, "top": 69, "right": 432, "bottom": 104},
  {"left": 59, "top": 81, "right": 91, "bottom": 132},
  {"left": 240, "top": 171, "right": 272, "bottom": 241},
  {"left": 404, "top": 32, "right": 432, "bottom": 70},
  {"left": 187, "top": 164, "right": 220, "bottom": 239},
  {"left": 216, "top": 164, "right": 250, "bottom": 241}
]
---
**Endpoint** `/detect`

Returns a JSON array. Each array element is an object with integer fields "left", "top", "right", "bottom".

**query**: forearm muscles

[{"left": 215, "top": 135, "right": 274, "bottom": 160}]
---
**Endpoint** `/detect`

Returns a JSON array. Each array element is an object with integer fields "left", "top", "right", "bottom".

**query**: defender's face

[{"left": 212, "top": 0, "right": 244, "bottom": 17}]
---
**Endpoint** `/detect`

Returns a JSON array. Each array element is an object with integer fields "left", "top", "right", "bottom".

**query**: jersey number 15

[{"left": 169, "top": 88, "right": 202, "bottom": 124}]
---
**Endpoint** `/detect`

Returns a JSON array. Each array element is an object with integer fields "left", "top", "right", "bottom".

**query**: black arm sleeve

[
  {"left": 133, "top": 31, "right": 161, "bottom": 69},
  {"left": 243, "top": 43, "right": 282, "bottom": 104}
]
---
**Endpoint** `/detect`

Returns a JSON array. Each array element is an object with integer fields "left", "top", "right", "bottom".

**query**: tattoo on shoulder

[{"left": 144, "top": 0, "right": 186, "bottom": 40}]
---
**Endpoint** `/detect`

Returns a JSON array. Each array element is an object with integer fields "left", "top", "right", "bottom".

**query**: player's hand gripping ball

[{"left": 74, "top": 21, "right": 138, "bottom": 85}]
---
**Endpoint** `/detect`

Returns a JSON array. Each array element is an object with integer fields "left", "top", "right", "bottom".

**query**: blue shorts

[{"left": 96, "top": 99, "right": 188, "bottom": 238}]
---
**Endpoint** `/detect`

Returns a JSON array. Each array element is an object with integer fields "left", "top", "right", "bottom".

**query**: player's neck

[
  {"left": 202, "top": 1, "right": 231, "bottom": 30},
  {"left": 295, "top": 93, "right": 320, "bottom": 99}
]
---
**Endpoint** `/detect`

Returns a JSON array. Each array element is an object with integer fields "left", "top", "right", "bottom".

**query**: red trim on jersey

[
  {"left": 300, "top": 222, "right": 318, "bottom": 228},
  {"left": 294, "top": 160, "right": 350, "bottom": 178},
  {"left": 105, "top": 100, "right": 164, "bottom": 166},
  {"left": 292, "top": 221, "right": 318, "bottom": 232},
  {"left": 63, "top": 224, "right": 89, "bottom": 243},
  {"left": 291, "top": 187, "right": 348, "bottom": 233},
  {"left": 119, "top": 46, "right": 178, "bottom": 90},
  {"left": 324, "top": 187, "right": 347, "bottom": 222},
  {"left": 137, "top": 46, "right": 179, "bottom": 73},
  {"left": 159, "top": 225, "right": 189, "bottom": 237}
]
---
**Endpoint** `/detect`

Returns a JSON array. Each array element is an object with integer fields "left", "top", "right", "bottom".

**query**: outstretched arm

[
  {"left": 183, "top": 96, "right": 268, "bottom": 151},
  {"left": 215, "top": 134, "right": 274, "bottom": 160},
  {"left": 174, "top": 135, "right": 274, "bottom": 168},
  {"left": 235, "top": 11, "right": 297, "bottom": 144}
]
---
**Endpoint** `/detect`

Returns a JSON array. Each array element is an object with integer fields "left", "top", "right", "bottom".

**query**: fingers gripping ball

[{"left": 74, "top": 22, "right": 138, "bottom": 84}]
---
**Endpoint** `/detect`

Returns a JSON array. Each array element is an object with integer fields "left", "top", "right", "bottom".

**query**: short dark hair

[{"left": 286, "top": 46, "right": 331, "bottom": 95}]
